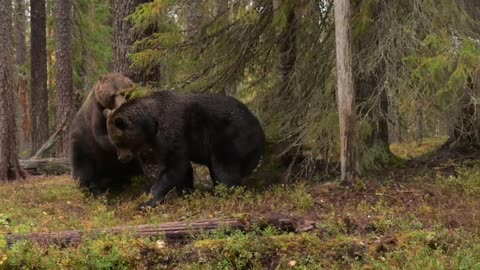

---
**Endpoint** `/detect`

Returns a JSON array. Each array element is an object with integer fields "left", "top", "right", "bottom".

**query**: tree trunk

[
  {"left": 77, "top": 1, "right": 95, "bottom": 108},
  {"left": 443, "top": 76, "right": 480, "bottom": 149},
  {"left": 216, "top": 0, "right": 241, "bottom": 96},
  {"left": 30, "top": 0, "right": 49, "bottom": 154},
  {"left": 0, "top": 0, "right": 27, "bottom": 181},
  {"left": 355, "top": 71, "right": 393, "bottom": 170},
  {"left": 18, "top": 74, "right": 30, "bottom": 147},
  {"left": 112, "top": 0, "right": 150, "bottom": 84},
  {"left": 216, "top": 0, "right": 228, "bottom": 17},
  {"left": 14, "top": 0, "right": 27, "bottom": 68},
  {"left": 186, "top": 0, "right": 202, "bottom": 39},
  {"left": 377, "top": 89, "right": 390, "bottom": 146},
  {"left": 273, "top": 0, "right": 296, "bottom": 97},
  {"left": 334, "top": 0, "right": 358, "bottom": 185},
  {"left": 14, "top": 0, "right": 30, "bottom": 152},
  {"left": 388, "top": 92, "right": 403, "bottom": 144},
  {"left": 415, "top": 106, "right": 423, "bottom": 143},
  {"left": 54, "top": 0, "right": 74, "bottom": 158},
  {"left": 356, "top": 74, "right": 390, "bottom": 147},
  {"left": 32, "top": 117, "right": 70, "bottom": 160}
]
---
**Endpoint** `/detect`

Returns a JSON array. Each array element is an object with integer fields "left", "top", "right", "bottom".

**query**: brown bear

[
  {"left": 104, "top": 91, "right": 265, "bottom": 207},
  {"left": 70, "top": 73, "right": 143, "bottom": 193}
]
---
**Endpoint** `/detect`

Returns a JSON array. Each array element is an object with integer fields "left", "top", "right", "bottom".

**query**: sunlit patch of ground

[
  {"left": 2, "top": 154, "right": 480, "bottom": 268},
  {"left": 390, "top": 136, "right": 448, "bottom": 160}
]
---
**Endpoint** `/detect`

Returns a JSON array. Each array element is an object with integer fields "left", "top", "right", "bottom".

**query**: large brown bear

[
  {"left": 104, "top": 91, "right": 265, "bottom": 207},
  {"left": 70, "top": 73, "right": 143, "bottom": 193}
]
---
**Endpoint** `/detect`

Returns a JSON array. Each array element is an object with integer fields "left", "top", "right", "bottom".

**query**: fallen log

[
  {"left": 5, "top": 216, "right": 315, "bottom": 248},
  {"left": 19, "top": 158, "right": 71, "bottom": 175},
  {"left": 31, "top": 117, "right": 70, "bottom": 160}
]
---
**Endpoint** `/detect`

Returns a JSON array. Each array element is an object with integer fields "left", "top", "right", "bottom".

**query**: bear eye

[{"left": 114, "top": 117, "right": 127, "bottom": 130}]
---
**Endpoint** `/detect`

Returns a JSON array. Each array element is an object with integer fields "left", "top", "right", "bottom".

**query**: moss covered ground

[{"left": 1, "top": 139, "right": 480, "bottom": 269}]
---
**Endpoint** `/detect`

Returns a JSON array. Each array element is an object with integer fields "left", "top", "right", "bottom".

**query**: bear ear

[
  {"left": 114, "top": 116, "right": 127, "bottom": 130},
  {"left": 103, "top": 109, "right": 112, "bottom": 119}
]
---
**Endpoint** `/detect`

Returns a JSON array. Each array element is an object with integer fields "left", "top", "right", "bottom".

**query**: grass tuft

[{"left": 2, "top": 140, "right": 480, "bottom": 268}]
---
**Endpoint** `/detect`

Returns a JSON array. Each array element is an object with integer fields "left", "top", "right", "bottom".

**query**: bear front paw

[{"left": 137, "top": 199, "right": 162, "bottom": 211}]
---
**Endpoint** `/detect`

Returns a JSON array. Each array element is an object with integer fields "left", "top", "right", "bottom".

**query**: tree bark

[
  {"left": 54, "top": 0, "right": 74, "bottom": 158},
  {"left": 388, "top": 91, "right": 403, "bottom": 144},
  {"left": 14, "top": 0, "right": 27, "bottom": 68},
  {"left": 14, "top": 0, "right": 30, "bottom": 151},
  {"left": 216, "top": 0, "right": 241, "bottom": 96},
  {"left": 32, "top": 116, "right": 70, "bottom": 160},
  {"left": 334, "top": 0, "right": 358, "bottom": 185},
  {"left": 216, "top": 0, "right": 228, "bottom": 17},
  {"left": 415, "top": 106, "right": 423, "bottom": 143},
  {"left": 355, "top": 70, "right": 392, "bottom": 170},
  {"left": 112, "top": 0, "right": 150, "bottom": 84},
  {"left": 6, "top": 216, "right": 314, "bottom": 247},
  {"left": 273, "top": 0, "right": 296, "bottom": 97},
  {"left": 443, "top": 76, "right": 480, "bottom": 149},
  {"left": 18, "top": 74, "right": 30, "bottom": 146},
  {"left": 187, "top": 0, "right": 202, "bottom": 39},
  {"left": 356, "top": 74, "right": 390, "bottom": 147},
  {"left": 0, "top": 0, "right": 27, "bottom": 181},
  {"left": 30, "top": 0, "right": 49, "bottom": 154}
]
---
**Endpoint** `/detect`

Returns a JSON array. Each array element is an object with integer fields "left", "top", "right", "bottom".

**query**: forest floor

[{"left": 2, "top": 137, "right": 480, "bottom": 269}]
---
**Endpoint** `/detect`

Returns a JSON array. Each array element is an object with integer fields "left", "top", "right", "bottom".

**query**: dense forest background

[
  {"left": 1, "top": 0, "right": 480, "bottom": 182},
  {"left": 4, "top": 1, "right": 480, "bottom": 268}
]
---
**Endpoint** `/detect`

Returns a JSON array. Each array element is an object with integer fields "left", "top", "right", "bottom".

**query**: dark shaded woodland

[
  {"left": 1, "top": 1, "right": 480, "bottom": 269},
  {"left": 0, "top": 0, "right": 479, "bottom": 182}
]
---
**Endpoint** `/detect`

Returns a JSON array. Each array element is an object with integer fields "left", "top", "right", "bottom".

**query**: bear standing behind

[
  {"left": 70, "top": 74, "right": 143, "bottom": 193},
  {"left": 104, "top": 91, "right": 265, "bottom": 207}
]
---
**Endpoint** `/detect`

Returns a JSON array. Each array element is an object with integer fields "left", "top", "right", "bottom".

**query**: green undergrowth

[
  {"left": 2, "top": 157, "right": 480, "bottom": 269},
  {"left": 390, "top": 136, "right": 448, "bottom": 160}
]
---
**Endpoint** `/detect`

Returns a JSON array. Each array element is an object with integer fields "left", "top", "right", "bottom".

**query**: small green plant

[{"left": 0, "top": 214, "right": 10, "bottom": 227}]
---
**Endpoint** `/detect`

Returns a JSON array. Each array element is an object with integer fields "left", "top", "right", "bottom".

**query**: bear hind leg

[
  {"left": 182, "top": 163, "right": 194, "bottom": 193},
  {"left": 210, "top": 158, "right": 243, "bottom": 187},
  {"left": 72, "top": 158, "right": 97, "bottom": 190},
  {"left": 144, "top": 158, "right": 192, "bottom": 208}
]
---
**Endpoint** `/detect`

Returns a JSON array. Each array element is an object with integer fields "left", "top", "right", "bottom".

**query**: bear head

[
  {"left": 103, "top": 105, "right": 158, "bottom": 163},
  {"left": 93, "top": 73, "right": 133, "bottom": 109}
]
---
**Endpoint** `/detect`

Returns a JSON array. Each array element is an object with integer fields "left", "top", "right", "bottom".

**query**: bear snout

[{"left": 117, "top": 151, "right": 134, "bottom": 163}]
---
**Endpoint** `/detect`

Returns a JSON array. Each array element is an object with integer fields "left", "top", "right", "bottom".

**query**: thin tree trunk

[
  {"left": 187, "top": 0, "right": 202, "bottom": 39},
  {"left": 47, "top": 0, "right": 56, "bottom": 129},
  {"left": 18, "top": 74, "right": 30, "bottom": 146},
  {"left": 15, "top": 0, "right": 27, "bottom": 68},
  {"left": 415, "top": 106, "right": 423, "bottom": 143},
  {"left": 389, "top": 92, "right": 403, "bottom": 143},
  {"left": 54, "top": 0, "right": 74, "bottom": 158},
  {"left": 216, "top": 0, "right": 241, "bottom": 96},
  {"left": 273, "top": 0, "right": 296, "bottom": 97},
  {"left": 217, "top": 0, "right": 228, "bottom": 16},
  {"left": 30, "top": 0, "right": 49, "bottom": 154},
  {"left": 0, "top": 0, "right": 27, "bottom": 181},
  {"left": 14, "top": 0, "right": 30, "bottom": 151},
  {"left": 75, "top": 1, "right": 94, "bottom": 108},
  {"left": 377, "top": 89, "right": 390, "bottom": 146},
  {"left": 334, "top": 0, "right": 358, "bottom": 185}
]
